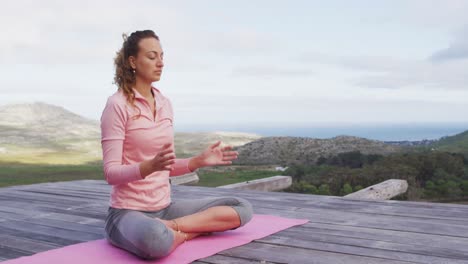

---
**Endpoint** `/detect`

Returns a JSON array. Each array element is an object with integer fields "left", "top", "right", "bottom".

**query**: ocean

[{"left": 176, "top": 123, "right": 468, "bottom": 141}]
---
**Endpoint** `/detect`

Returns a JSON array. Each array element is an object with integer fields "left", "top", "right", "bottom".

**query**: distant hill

[
  {"left": 4, "top": 102, "right": 463, "bottom": 166},
  {"left": 233, "top": 136, "right": 404, "bottom": 166},
  {"left": 174, "top": 131, "right": 262, "bottom": 158},
  {"left": 0, "top": 102, "right": 101, "bottom": 164},
  {"left": 429, "top": 130, "right": 468, "bottom": 157},
  {"left": 0, "top": 102, "right": 100, "bottom": 142}
]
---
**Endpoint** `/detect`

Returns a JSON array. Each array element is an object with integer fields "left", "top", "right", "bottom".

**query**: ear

[{"left": 129, "top": 56, "right": 136, "bottom": 69}]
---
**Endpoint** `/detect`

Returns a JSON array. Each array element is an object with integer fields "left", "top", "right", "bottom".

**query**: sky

[{"left": 1, "top": 0, "right": 468, "bottom": 134}]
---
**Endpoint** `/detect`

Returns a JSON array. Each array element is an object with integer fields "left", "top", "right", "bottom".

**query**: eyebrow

[{"left": 146, "top": 51, "right": 163, "bottom": 55}]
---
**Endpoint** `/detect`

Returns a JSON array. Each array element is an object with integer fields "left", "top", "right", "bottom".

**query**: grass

[
  {"left": 0, "top": 162, "right": 279, "bottom": 188},
  {"left": 0, "top": 140, "right": 102, "bottom": 165},
  {"left": 0, "top": 162, "right": 104, "bottom": 188}
]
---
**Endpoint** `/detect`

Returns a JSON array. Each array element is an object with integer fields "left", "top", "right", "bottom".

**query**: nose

[{"left": 157, "top": 56, "right": 164, "bottom": 68}]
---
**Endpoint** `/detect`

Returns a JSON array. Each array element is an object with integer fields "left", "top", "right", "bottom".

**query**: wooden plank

[
  {"left": 295, "top": 222, "right": 468, "bottom": 251},
  {"left": 0, "top": 203, "right": 104, "bottom": 227},
  {"left": 0, "top": 247, "right": 31, "bottom": 261},
  {"left": 0, "top": 202, "right": 106, "bottom": 220},
  {"left": 0, "top": 211, "right": 30, "bottom": 221},
  {"left": 2, "top": 188, "right": 106, "bottom": 201},
  {"left": 33, "top": 212, "right": 105, "bottom": 227},
  {"left": 197, "top": 254, "right": 279, "bottom": 263},
  {"left": 15, "top": 218, "right": 104, "bottom": 235},
  {"left": 256, "top": 230, "right": 468, "bottom": 262},
  {"left": 0, "top": 225, "right": 81, "bottom": 246},
  {"left": 251, "top": 206, "right": 468, "bottom": 238},
  {"left": 23, "top": 188, "right": 109, "bottom": 199},
  {"left": 219, "top": 242, "right": 420, "bottom": 264},
  {"left": 0, "top": 192, "right": 90, "bottom": 206},
  {"left": 0, "top": 234, "right": 58, "bottom": 254},
  {"left": 0, "top": 220, "right": 103, "bottom": 242}
]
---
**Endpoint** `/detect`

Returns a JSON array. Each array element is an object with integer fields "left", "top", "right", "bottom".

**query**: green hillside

[{"left": 430, "top": 130, "right": 468, "bottom": 157}]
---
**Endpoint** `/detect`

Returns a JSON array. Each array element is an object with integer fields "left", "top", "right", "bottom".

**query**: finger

[
  {"left": 221, "top": 145, "right": 233, "bottom": 151},
  {"left": 222, "top": 155, "right": 237, "bottom": 161},
  {"left": 161, "top": 152, "right": 176, "bottom": 159},
  {"left": 162, "top": 166, "right": 172, "bottom": 171},
  {"left": 160, "top": 155, "right": 176, "bottom": 163},
  {"left": 158, "top": 148, "right": 175, "bottom": 157},
  {"left": 223, "top": 151, "right": 238, "bottom": 156},
  {"left": 210, "top": 141, "right": 222, "bottom": 149},
  {"left": 223, "top": 152, "right": 237, "bottom": 157},
  {"left": 161, "top": 143, "right": 172, "bottom": 150},
  {"left": 161, "top": 159, "right": 176, "bottom": 166}
]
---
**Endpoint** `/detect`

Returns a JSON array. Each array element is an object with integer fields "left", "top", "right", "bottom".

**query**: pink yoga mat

[{"left": 4, "top": 214, "right": 308, "bottom": 264}]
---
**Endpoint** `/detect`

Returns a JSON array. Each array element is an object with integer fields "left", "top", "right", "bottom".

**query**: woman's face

[{"left": 131, "top": 37, "right": 164, "bottom": 83}]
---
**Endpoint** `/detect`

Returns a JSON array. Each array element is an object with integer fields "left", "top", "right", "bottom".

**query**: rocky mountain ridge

[{"left": 233, "top": 135, "right": 404, "bottom": 166}]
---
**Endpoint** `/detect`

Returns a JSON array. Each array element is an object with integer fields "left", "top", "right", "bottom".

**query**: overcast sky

[{"left": 1, "top": 0, "right": 468, "bottom": 131}]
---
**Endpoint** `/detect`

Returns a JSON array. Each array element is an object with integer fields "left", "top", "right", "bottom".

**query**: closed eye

[{"left": 147, "top": 51, "right": 163, "bottom": 60}]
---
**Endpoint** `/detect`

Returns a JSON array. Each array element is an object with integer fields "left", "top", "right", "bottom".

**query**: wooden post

[
  {"left": 217, "top": 176, "right": 292, "bottom": 192},
  {"left": 343, "top": 179, "right": 408, "bottom": 200}
]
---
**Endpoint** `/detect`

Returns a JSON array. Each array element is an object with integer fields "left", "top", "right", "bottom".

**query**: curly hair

[{"left": 113, "top": 30, "right": 159, "bottom": 118}]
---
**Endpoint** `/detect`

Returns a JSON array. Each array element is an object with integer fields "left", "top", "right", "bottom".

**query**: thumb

[{"left": 210, "top": 140, "right": 222, "bottom": 149}]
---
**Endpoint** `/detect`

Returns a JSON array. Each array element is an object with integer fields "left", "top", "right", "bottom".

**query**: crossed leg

[
  {"left": 105, "top": 196, "right": 253, "bottom": 260},
  {"left": 156, "top": 196, "right": 253, "bottom": 254}
]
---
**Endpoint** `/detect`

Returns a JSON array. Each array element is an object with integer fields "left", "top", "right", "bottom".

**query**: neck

[{"left": 134, "top": 78, "right": 153, "bottom": 98}]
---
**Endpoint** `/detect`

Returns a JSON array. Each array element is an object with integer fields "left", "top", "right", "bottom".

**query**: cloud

[
  {"left": 0, "top": 1, "right": 187, "bottom": 65},
  {"left": 231, "top": 65, "right": 314, "bottom": 78},
  {"left": 401, "top": 0, "right": 468, "bottom": 28},
  {"left": 430, "top": 26, "right": 468, "bottom": 62},
  {"left": 298, "top": 52, "right": 468, "bottom": 90},
  {"left": 172, "top": 94, "right": 468, "bottom": 125},
  {"left": 353, "top": 58, "right": 468, "bottom": 90}
]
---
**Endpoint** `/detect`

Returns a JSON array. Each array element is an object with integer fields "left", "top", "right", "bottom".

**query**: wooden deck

[{"left": 1, "top": 180, "right": 468, "bottom": 263}]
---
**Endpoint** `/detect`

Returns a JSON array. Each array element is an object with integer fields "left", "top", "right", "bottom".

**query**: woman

[{"left": 100, "top": 30, "right": 253, "bottom": 260}]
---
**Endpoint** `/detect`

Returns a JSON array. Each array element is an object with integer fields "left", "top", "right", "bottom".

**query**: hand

[
  {"left": 197, "top": 141, "right": 238, "bottom": 167},
  {"left": 151, "top": 143, "right": 176, "bottom": 171}
]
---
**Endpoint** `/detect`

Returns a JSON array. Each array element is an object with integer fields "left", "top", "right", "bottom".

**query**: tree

[
  {"left": 318, "top": 184, "right": 330, "bottom": 195},
  {"left": 341, "top": 183, "right": 353, "bottom": 195},
  {"left": 461, "top": 180, "right": 468, "bottom": 196}
]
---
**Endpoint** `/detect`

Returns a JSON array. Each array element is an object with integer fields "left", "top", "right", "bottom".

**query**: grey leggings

[{"left": 104, "top": 196, "right": 254, "bottom": 260}]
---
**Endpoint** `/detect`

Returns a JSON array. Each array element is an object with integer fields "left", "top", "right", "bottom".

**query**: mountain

[
  {"left": 429, "top": 130, "right": 468, "bottom": 157},
  {"left": 0, "top": 102, "right": 101, "bottom": 164},
  {"left": 233, "top": 136, "right": 404, "bottom": 166},
  {"left": 0, "top": 102, "right": 100, "bottom": 144}
]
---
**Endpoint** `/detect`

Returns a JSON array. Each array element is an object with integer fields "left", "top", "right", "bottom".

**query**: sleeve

[
  {"left": 169, "top": 158, "right": 195, "bottom": 177},
  {"left": 100, "top": 98, "right": 142, "bottom": 185}
]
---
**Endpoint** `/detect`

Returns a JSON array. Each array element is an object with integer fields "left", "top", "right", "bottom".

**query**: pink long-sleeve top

[{"left": 100, "top": 86, "right": 194, "bottom": 211}]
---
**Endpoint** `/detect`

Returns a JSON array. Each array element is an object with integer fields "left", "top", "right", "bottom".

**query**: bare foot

[{"left": 156, "top": 218, "right": 213, "bottom": 238}]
